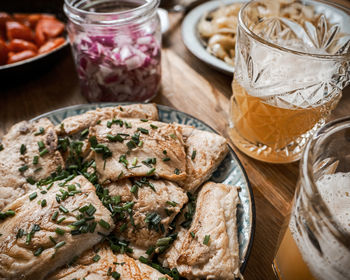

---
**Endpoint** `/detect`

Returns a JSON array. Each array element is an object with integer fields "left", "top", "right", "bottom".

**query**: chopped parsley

[
  {"left": 119, "top": 155, "right": 128, "bottom": 168},
  {"left": 26, "top": 177, "right": 36, "bottom": 185},
  {"left": 55, "top": 241, "right": 66, "bottom": 249},
  {"left": 146, "top": 168, "right": 156, "bottom": 176},
  {"left": 19, "top": 165, "right": 28, "bottom": 172},
  {"left": 34, "top": 127, "right": 45, "bottom": 136},
  {"left": 191, "top": 150, "right": 197, "bottom": 160},
  {"left": 145, "top": 212, "right": 163, "bottom": 232},
  {"left": 80, "top": 128, "right": 89, "bottom": 138},
  {"left": 20, "top": 144, "right": 26, "bottom": 155},
  {"left": 39, "top": 148, "right": 49, "bottom": 157},
  {"left": 166, "top": 201, "right": 177, "bottom": 207},
  {"left": 203, "top": 235, "right": 210, "bottom": 245},
  {"left": 16, "top": 228, "right": 24, "bottom": 239},
  {"left": 33, "top": 155, "right": 39, "bottom": 165},
  {"left": 0, "top": 210, "right": 15, "bottom": 220},
  {"left": 99, "top": 219, "right": 111, "bottom": 230},
  {"left": 29, "top": 192, "right": 37, "bottom": 201},
  {"left": 137, "top": 127, "right": 149, "bottom": 134},
  {"left": 107, "top": 134, "right": 124, "bottom": 142},
  {"left": 41, "top": 199, "right": 47, "bottom": 207},
  {"left": 51, "top": 211, "right": 59, "bottom": 221},
  {"left": 92, "top": 254, "right": 101, "bottom": 262},
  {"left": 107, "top": 119, "right": 124, "bottom": 128},
  {"left": 59, "top": 205, "right": 69, "bottom": 213},
  {"left": 33, "top": 247, "right": 44, "bottom": 256},
  {"left": 37, "top": 141, "right": 45, "bottom": 151},
  {"left": 55, "top": 228, "right": 65, "bottom": 235}
]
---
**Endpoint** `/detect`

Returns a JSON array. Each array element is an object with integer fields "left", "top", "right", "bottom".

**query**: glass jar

[
  {"left": 64, "top": 0, "right": 161, "bottom": 102},
  {"left": 273, "top": 116, "right": 350, "bottom": 280}
]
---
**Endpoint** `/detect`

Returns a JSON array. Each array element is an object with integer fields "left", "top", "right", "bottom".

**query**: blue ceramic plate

[{"left": 33, "top": 103, "right": 255, "bottom": 273}]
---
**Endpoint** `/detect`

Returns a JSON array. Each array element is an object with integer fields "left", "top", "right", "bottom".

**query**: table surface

[{"left": 1, "top": 1, "right": 349, "bottom": 279}]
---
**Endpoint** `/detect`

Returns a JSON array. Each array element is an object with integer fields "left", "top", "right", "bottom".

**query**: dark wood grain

[{"left": 0, "top": 1, "right": 349, "bottom": 279}]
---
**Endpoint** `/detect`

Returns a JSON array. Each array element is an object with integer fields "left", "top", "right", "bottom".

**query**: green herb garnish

[
  {"left": 39, "top": 148, "right": 49, "bottom": 157},
  {"left": 41, "top": 199, "right": 47, "bottom": 207},
  {"left": 146, "top": 168, "right": 156, "bottom": 176},
  {"left": 137, "top": 127, "right": 149, "bottom": 134},
  {"left": 34, "top": 127, "right": 45, "bottom": 136},
  {"left": 26, "top": 177, "right": 36, "bottom": 185},
  {"left": 33, "top": 156, "right": 39, "bottom": 165},
  {"left": 55, "top": 241, "right": 66, "bottom": 249},
  {"left": 37, "top": 141, "right": 45, "bottom": 151},
  {"left": 19, "top": 165, "right": 28, "bottom": 172},
  {"left": 166, "top": 201, "right": 177, "bottom": 207},
  {"left": 20, "top": 144, "right": 26, "bottom": 155},
  {"left": 80, "top": 128, "right": 89, "bottom": 138},
  {"left": 59, "top": 205, "right": 69, "bottom": 213},
  {"left": 55, "top": 228, "right": 65, "bottom": 235},
  {"left": 119, "top": 155, "right": 128, "bottom": 168},
  {"left": 29, "top": 192, "right": 37, "bottom": 200},
  {"left": 92, "top": 254, "right": 101, "bottom": 262},
  {"left": 33, "top": 247, "right": 44, "bottom": 256},
  {"left": 203, "top": 235, "right": 210, "bottom": 245},
  {"left": 52, "top": 211, "right": 59, "bottom": 221},
  {"left": 191, "top": 150, "right": 197, "bottom": 160},
  {"left": 99, "top": 219, "right": 111, "bottom": 230}
]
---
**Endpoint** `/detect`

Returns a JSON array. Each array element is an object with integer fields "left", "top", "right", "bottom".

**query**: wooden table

[{"left": 1, "top": 1, "right": 349, "bottom": 279}]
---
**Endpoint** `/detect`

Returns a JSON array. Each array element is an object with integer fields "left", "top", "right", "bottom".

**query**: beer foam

[
  {"left": 289, "top": 172, "right": 350, "bottom": 280},
  {"left": 237, "top": 46, "right": 337, "bottom": 106},
  {"left": 317, "top": 172, "right": 350, "bottom": 232}
]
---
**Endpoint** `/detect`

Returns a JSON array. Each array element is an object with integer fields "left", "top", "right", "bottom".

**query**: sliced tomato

[
  {"left": 36, "top": 18, "right": 64, "bottom": 40},
  {"left": 38, "top": 37, "right": 65, "bottom": 54},
  {"left": 27, "top": 14, "right": 42, "bottom": 29},
  {"left": 34, "top": 21, "right": 46, "bottom": 46},
  {"left": 8, "top": 38, "right": 38, "bottom": 52},
  {"left": 0, "top": 39, "right": 9, "bottom": 65},
  {"left": 0, "top": 12, "right": 12, "bottom": 27},
  {"left": 13, "top": 13, "right": 31, "bottom": 27},
  {"left": 6, "top": 21, "right": 33, "bottom": 41},
  {"left": 0, "top": 12, "right": 12, "bottom": 37},
  {"left": 7, "top": 49, "right": 36, "bottom": 64}
]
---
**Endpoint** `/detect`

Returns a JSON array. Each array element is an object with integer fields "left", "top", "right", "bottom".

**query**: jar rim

[
  {"left": 64, "top": 0, "right": 159, "bottom": 25},
  {"left": 301, "top": 116, "right": 350, "bottom": 245},
  {"left": 238, "top": 0, "right": 350, "bottom": 60}
]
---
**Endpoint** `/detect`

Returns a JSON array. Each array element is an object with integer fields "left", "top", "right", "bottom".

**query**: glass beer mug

[
  {"left": 273, "top": 116, "right": 350, "bottom": 280},
  {"left": 229, "top": 0, "right": 350, "bottom": 163}
]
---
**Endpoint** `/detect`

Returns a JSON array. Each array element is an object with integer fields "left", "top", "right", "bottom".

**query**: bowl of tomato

[{"left": 0, "top": 0, "right": 69, "bottom": 80}]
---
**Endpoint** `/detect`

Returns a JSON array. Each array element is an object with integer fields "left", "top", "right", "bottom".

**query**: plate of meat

[{"left": 0, "top": 103, "right": 254, "bottom": 280}]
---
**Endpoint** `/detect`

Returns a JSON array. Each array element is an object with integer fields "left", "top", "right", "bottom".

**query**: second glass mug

[
  {"left": 229, "top": 0, "right": 350, "bottom": 163},
  {"left": 273, "top": 116, "right": 350, "bottom": 280}
]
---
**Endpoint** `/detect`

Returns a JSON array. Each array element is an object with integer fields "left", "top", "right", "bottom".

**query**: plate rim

[
  {"left": 0, "top": 39, "right": 69, "bottom": 71},
  {"left": 31, "top": 102, "right": 256, "bottom": 274},
  {"left": 182, "top": 0, "right": 246, "bottom": 75}
]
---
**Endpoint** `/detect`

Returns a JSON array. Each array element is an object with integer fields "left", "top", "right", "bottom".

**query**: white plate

[{"left": 182, "top": 0, "right": 246, "bottom": 75}]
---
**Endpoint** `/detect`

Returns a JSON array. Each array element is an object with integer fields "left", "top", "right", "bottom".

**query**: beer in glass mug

[
  {"left": 230, "top": 0, "right": 350, "bottom": 163},
  {"left": 273, "top": 117, "right": 350, "bottom": 280}
]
